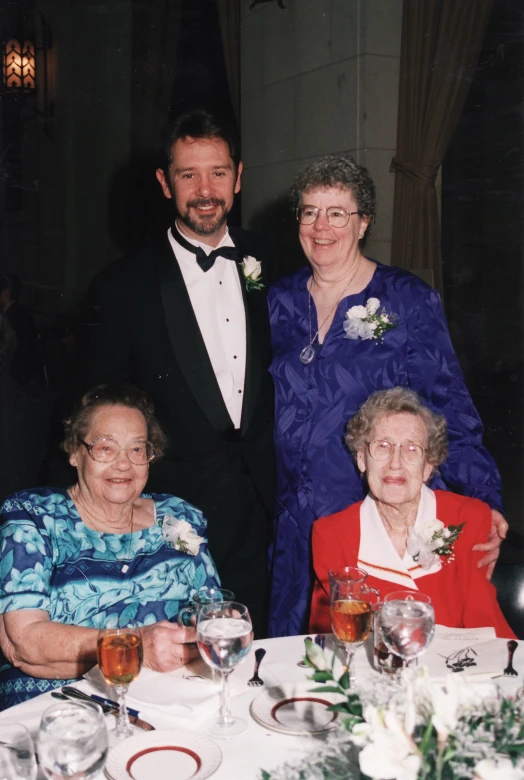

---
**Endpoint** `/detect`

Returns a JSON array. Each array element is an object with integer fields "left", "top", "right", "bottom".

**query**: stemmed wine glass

[
  {"left": 379, "top": 591, "right": 435, "bottom": 667},
  {"left": 329, "top": 568, "right": 379, "bottom": 683},
  {"left": 196, "top": 601, "right": 253, "bottom": 738},
  {"left": 38, "top": 700, "right": 108, "bottom": 779},
  {"left": 0, "top": 724, "right": 37, "bottom": 780},
  {"left": 97, "top": 622, "right": 143, "bottom": 740}
]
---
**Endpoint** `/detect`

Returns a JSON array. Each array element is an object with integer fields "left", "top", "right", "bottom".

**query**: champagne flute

[
  {"left": 196, "top": 601, "right": 253, "bottom": 738},
  {"left": 38, "top": 700, "right": 108, "bottom": 779},
  {"left": 97, "top": 622, "right": 143, "bottom": 740},
  {"left": 177, "top": 586, "right": 235, "bottom": 627},
  {"left": 380, "top": 590, "right": 435, "bottom": 667},
  {"left": 0, "top": 724, "right": 37, "bottom": 780},
  {"left": 329, "top": 572, "right": 378, "bottom": 684}
]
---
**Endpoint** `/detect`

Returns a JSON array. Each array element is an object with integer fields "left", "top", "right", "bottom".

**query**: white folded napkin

[
  {"left": 420, "top": 625, "right": 513, "bottom": 681},
  {"left": 82, "top": 660, "right": 244, "bottom": 724}
]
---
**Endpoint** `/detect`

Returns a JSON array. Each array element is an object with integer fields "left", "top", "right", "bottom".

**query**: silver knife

[{"left": 61, "top": 686, "right": 155, "bottom": 731}]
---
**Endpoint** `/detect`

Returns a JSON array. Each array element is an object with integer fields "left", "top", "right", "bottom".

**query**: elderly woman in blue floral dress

[{"left": 0, "top": 385, "right": 220, "bottom": 710}]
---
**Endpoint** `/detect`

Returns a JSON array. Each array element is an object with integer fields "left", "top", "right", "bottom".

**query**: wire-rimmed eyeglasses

[
  {"left": 79, "top": 437, "right": 155, "bottom": 465},
  {"left": 296, "top": 206, "right": 362, "bottom": 228},
  {"left": 366, "top": 440, "right": 427, "bottom": 466}
]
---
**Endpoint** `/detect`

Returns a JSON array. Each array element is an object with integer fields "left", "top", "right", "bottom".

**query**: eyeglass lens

[
  {"left": 368, "top": 441, "right": 424, "bottom": 464},
  {"left": 297, "top": 206, "right": 354, "bottom": 227},
  {"left": 88, "top": 438, "right": 153, "bottom": 464}
]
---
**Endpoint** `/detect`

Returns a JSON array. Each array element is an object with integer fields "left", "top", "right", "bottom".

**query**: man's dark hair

[
  {"left": 0, "top": 273, "right": 22, "bottom": 301},
  {"left": 161, "top": 109, "right": 240, "bottom": 173}
]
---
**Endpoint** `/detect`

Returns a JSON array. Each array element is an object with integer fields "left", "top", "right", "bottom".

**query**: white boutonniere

[
  {"left": 343, "top": 297, "right": 397, "bottom": 342},
  {"left": 241, "top": 256, "right": 264, "bottom": 292},
  {"left": 159, "top": 514, "right": 204, "bottom": 556},
  {"left": 407, "top": 518, "right": 464, "bottom": 569}
]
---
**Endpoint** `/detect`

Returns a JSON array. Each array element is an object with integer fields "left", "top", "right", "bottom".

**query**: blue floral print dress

[
  {"left": 268, "top": 263, "right": 503, "bottom": 637},
  {"left": 0, "top": 487, "right": 220, "bottom": 709}
]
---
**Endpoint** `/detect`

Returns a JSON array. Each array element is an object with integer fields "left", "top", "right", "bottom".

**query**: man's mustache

[{"left": 186, "top": 198, "right": 226, "bottom": 209}]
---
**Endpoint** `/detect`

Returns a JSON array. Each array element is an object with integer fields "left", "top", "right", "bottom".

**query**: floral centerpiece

[{"left": 260, "top": 641, "right": 524, "bottom": 780}]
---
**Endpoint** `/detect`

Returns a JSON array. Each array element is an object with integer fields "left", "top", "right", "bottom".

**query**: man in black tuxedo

[{"left": 81, "top": 110, "right": 276, "bottom": 636}]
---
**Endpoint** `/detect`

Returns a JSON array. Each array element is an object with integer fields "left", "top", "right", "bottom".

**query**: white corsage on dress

[
  {"left": 160, "top": 515, "right": 205, "bottom": 556},
  {"left": 343, "top": 297, "right": 397, "bottom": 342}
]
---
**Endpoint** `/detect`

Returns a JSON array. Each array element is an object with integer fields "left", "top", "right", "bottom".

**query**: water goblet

[
  {"left": 177, "top": 586, "right": 236, "bottom": 627},
  {"left": 0, "top": 724, "right": 37, "bottom": 780},
  {"left": 380, "top": 590, "right": 435, "bottom": 667},
  {"left": 196, "top": 600, "right": 253, "bottom": 738},
  {"left": 38, "top": 700, "right": 108, "bottom": 779},
  {"left": 97, "top": 622, "right": 143, "bottom": 740},
  {"left": 329, "top": 572, "right": 379, "bottom": 684}
]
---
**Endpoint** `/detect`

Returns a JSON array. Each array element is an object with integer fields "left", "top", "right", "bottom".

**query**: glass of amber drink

[
  {"left": 97, "top": 623, "right": 143, "bottom": 740},
  {"left": 329, "top": 568, "right": 378, "bottom": 683}
]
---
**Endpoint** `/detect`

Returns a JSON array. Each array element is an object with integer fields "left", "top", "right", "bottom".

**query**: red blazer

[{"left": 310, "top": 490, "right": 515, "bottom": 638}]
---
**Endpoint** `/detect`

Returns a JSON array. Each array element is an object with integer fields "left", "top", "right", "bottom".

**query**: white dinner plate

[
  {"left": 250, "top": 682, "right": 341, "bottom": 736},
  {"left": 105, "top": 729, "right": 222, "bottom": 780}
]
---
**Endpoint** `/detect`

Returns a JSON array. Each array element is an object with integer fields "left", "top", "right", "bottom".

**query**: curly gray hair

[
  {"left": 289, "top": 155, "right": 377, "bottom": 227},
  {"left": 345, "top": 388, "right": 448, "bottom": 467}
]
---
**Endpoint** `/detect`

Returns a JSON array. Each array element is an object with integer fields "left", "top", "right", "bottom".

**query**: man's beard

[{"left": 178, "top": 198, "right": 229, "bottom": 237}]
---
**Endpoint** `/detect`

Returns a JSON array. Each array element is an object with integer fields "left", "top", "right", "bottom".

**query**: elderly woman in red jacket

[{"left": 310, "top": 388, "right": 514, "bottom": 638}]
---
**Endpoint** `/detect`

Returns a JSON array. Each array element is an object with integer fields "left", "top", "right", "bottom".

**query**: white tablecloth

[{"left": 0, "top": 633, "right": 520, "bottom": 780}]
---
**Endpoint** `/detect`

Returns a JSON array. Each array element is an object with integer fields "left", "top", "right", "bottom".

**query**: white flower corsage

[
  {"left": 159, "top": 515, "right": 204, "bottom": 556},
  {"left": 241, "top": 256, "right": 264, "bottom": 292},
  {"left": 343, "top": 297, "right": 397, "bottom": 342},
  {"left": 407, "top": 518, "right": 464, "bottom": 569}
]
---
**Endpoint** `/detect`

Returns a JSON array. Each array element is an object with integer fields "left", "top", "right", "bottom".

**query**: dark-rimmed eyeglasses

[
  {"left": 366, "top": 440, "right": 427, "bottom": 466},
  {"left": 79, "top": 437, "right": 155, "bottom": 465},
  {"left": 296, "top": 206, "right": 362, "bottom": 228}
]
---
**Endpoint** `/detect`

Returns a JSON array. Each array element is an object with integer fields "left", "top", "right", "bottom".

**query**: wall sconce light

[
  {"left": 1, "top": 12, "right": 52, "bottom": 98},
  {"left": 4, "top": 38, "right": 36, "bottom": 92}
]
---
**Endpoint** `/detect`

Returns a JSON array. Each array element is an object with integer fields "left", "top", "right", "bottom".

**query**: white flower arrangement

[
  {"left": 343, "top": 297, "right": 397, "bottom": 342},
  {"left": 241, "top": 255, "right": 264, "bottom": 292},
  {"left": 407, "top": 519, "right": 464, "bottom": 569},
  {"left": 261, "top": 647, "right": 524, "bottom": 780},
  {"left": 158, "top": 515, "right": 204, "bottom": 556}
]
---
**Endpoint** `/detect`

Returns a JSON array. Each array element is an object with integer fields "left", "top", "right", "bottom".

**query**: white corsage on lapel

[
  {"left": 159, "top": 514, "right": 204, "bottom": 556},
  {"left": 358, "top": 485, "right": 442, "bottom": 588},
  {"left": 241, "top": 256, "right": 264, "bottom": 292}
]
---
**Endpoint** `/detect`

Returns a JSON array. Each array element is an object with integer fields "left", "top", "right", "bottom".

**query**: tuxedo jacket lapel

[
  {"left": 156, "top": 240, "right": 235, "bottom": 434},
  {"left": 231, "top": 229, "right": 266, "bottom": 437}
]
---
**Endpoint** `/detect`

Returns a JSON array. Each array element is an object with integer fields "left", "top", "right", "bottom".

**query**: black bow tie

[{"left": 173, "top": 226, "right": 243, "bottom": 272}]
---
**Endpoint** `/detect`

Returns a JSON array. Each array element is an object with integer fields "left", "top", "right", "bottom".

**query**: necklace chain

[
  {"left": 69, "top": 486, "right": 134, "bottom": 573},
  {"left": 300, "top": 257, "right": 361, "bottom": 365}
]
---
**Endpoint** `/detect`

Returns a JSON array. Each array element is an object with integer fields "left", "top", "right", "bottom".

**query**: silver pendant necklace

[{"left": 300, "top": 257, "right": 361, "bottom": 365}]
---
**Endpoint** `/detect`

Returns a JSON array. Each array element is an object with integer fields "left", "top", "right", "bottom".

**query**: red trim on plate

[
  {"left": 270, "top": 697, "right": 337, "bottom": 724},
  {"left": 126, "top": 745, "right": 201, "bottom": 778}
]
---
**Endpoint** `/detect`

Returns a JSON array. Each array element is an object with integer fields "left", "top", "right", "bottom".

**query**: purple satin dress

[{"left": 268, "top": 263, "right": 503, "bottom": 637}]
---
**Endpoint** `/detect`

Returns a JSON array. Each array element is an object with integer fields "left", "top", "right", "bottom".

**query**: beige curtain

[
  {"left": 131, "top": 0, "right": 183, "bottom": 151},
  {"left": 217, "top": 0, "right": 241, "bottom": 126},
  {"left": 390, "top": 0, "right": 494, "bottom": 292}
]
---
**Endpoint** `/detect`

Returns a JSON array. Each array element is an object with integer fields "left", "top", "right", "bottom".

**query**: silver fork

[
  {"left": 315, "top": 634, "right": 326, "bottom": 651},
  {"left": 504, "top": 640, "right": 519, "bottom": 676},
  {"left": 247, "top": 648, "right": 266, "bottom": 686}
]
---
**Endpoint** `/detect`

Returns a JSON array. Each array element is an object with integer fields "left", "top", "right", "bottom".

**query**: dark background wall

[{"left": 442, "top": 0, "right": 524, "bottom": 545}]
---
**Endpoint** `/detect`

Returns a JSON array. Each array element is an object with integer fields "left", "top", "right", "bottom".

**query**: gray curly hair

[
  {"left": 289, "top": 155, "right": 377, "bottom": 227},
  {"left": 345, "top": 387, "right": 448, "bottom": 467}
]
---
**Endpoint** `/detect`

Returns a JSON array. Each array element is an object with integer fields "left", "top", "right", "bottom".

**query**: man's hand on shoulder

[{"left": 473, "top": 508, "right": 508, "bottom": 580}]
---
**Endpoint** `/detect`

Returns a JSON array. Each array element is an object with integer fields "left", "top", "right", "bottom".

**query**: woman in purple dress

[{"left": 268, "top": 155, "right": 507, "bottom": 637}]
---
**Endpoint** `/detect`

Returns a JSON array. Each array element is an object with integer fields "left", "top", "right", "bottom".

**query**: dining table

[{"left": 0, "top": 631, "right": 521, "bottom": 780}]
